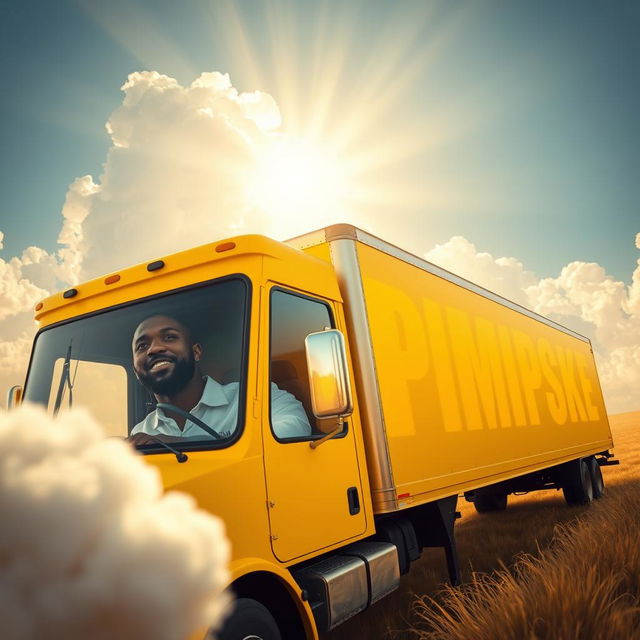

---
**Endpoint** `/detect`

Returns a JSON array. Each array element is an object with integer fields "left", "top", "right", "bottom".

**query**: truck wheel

[
  {"left": 473, "top": 493, "right": 507, "bottom": 513},
  {"left": 586, "top": 456, "right": 605, "bottom": 499},
  {"left": 562, "top": 459, "right": 593, "bottom": 506},
  {"left": 217, "top": 598, "right": 282, "bottom": 640}
]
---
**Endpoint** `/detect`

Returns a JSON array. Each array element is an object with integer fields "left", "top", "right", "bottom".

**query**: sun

[{"left": 249, "top": 136, "right": 349, "bottom": 222}]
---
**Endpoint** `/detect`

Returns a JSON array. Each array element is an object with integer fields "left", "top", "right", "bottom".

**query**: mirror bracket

[{"left": 309, "top": 417, "right": 344, "bottom": 450}]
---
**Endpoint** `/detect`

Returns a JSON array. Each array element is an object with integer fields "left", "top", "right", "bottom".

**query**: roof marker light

[
  {"left": 147, "top": 260, "right": 165, "bottom": 272},
  {"left": 35, "top": 302, "right": 43, "bottom": 311},
  {"left": 105, "top": 274, "right": 121, "bottom": 285},
  {"left": 63, "top": 288, "right": 78, "bottom": 299},
  {"left": 215, "top": 242, "right": 236, "bottom": 253}
]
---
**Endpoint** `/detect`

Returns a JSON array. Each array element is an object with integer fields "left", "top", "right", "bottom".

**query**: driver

[{"left": 129, "top": 314, "right": 311, "bottom": 444}]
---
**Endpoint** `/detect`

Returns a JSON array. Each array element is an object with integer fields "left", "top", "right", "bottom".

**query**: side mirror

[
  {"left": 7, "top": 385, "right": 23, "bottom": 409},
  {"left": 305, "top": 329, "right": 353, "bottom": 419}
]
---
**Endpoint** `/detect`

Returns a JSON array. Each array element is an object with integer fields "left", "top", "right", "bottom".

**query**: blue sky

[
  {"left": 1, "top": 0, "right": 638, "bottom": 280},
  {"left": 1, "top": 0, "right": 639, "bottom": 412}
]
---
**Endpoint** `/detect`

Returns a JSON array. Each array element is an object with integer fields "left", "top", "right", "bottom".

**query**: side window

[{"left": 269, "top": 289, "right": 334, "bottom": 441}]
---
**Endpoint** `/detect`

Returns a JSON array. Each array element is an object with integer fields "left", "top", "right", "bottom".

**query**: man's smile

[{"left": 147, "top": 358, "right": 175, "bottom": 373}]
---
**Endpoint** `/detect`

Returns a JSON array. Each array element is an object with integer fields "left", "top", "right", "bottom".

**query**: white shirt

[{"left": 131, "top": 376, "right": 312, "bottom": 440}]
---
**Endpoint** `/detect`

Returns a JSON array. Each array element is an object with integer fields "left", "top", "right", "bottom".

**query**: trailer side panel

[{"left": 356, "top": 241, "right": 612, "bottom": 507}]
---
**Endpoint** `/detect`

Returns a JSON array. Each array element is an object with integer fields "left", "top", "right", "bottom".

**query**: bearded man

[{"left": 128, "top": 314, "right": 311, "bottom": 445}]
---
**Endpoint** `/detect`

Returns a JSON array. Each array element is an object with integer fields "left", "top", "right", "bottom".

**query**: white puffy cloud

[
  {"left": 0, "top": 221, "right": 81, "bottom": 329},
  {"left": 425, "top": 234, "right": 640, "bottom": 414},
  {"left": 0, "top": 331, "right": 33, "bottom": 379},
  {"left": 0, "top": 251, "right": 50, "bottom": 322},
  {"left": 424, "top": 235, "right": 538, "bottom": 306},
  {"left": 56, "top": 175, "right": 101, "bottom": 284},
  {"left": 0, "top": 312, "right": 37, "bottom": 406},
  {"left": 626, "top": 241, "right": 640, "bottom": 318},
  {"left": 0, "top": 403, "right": 230, "bottom": 640},
  {"left": 76, "top": 70, "right": 282, "bottom": 279}
]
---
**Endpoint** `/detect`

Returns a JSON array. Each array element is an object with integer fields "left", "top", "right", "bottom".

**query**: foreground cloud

[{"left": 0, "top": 403, "right": 229, "bottom": 640}]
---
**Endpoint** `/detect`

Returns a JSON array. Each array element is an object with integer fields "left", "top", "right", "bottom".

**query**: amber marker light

[
  {"left": 215, "top": 242, "right": 236, "bottom": 253},
  {"left": 35, "top": 302, "right": 43, "bottom": 311},
  {"left": 105, "top": 274, "right": 121, "bottom": 285}
]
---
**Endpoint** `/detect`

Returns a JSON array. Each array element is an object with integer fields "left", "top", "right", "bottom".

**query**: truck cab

[{"left": 21, "top": 235, "right": 376, "bottom": 639}]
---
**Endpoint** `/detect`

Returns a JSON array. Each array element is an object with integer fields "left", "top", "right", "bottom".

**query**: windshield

[{"left": 24, "top": 277, "right": 249, "bottom": 447}]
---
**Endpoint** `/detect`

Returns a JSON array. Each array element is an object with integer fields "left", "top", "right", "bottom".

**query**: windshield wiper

[
  {"left": 53, "top": 342, "right": 73, "bottom": 416},
  {"left": 147, "top": 436, "right": 188, "bottom": 463}
]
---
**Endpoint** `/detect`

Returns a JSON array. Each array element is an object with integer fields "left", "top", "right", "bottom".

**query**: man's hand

[
  {"left": 128, "top": 432, "right": 186, "bottom": 446},
  {"left": 128, "top": 432, "right": 159, "bottom": 446}
]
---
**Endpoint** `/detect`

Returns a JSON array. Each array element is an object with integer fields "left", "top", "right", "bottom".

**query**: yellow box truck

[{"left": 12, "top": 224, "right": 616, "bottom": 639}]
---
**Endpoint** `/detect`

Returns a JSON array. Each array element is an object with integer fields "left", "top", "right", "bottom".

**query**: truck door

[{"left": 263, "top": 287, "right": 367, "bottom": 562}]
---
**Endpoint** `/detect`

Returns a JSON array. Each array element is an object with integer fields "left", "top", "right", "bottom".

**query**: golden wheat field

[{"left": 323, "top": 411, "right": 640, "bottom": 640}]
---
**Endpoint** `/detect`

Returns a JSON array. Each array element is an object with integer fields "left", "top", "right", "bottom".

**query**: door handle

[{"left": 347, "top": 487, "right": 360, "bottom": 515}]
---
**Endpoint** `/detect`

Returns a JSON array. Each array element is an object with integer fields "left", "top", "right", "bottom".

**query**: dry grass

[{"left": 322, "top": 412, "right": 640, "bottom": 640}]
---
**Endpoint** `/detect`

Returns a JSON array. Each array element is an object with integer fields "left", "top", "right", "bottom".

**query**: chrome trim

[
  {"left": 330, "top": 238, "right": 398, "bottom": 512},
  {"left": 294, "top": 555, "right": 368, "bottom": 632},
  {"left": 341, "top": 541, "right": 400, "bottom": 605},
  {"left": 6, "top": 385, "right": 22, "bottom": 409},
  {"left": 287, "top": 225, "right": 589, "bottom": 343},
  {"left": 305, "top": 329, "right": 353, "bottom": 418}
]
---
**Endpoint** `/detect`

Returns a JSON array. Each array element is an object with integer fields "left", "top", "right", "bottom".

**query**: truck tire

[
  {"left": 217, "top": 598, "right": 282, "bottom": 640},
  {"left": 473, "top": 492, "right": 507, "bottom": 513},
  {"left": 562, "top": 459, "right": 593, "bottom": 506},
  {"left": 586, "top": 456, "right": 605, "bottom": 499}
]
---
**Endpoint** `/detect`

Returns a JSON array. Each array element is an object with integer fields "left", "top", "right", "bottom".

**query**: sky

[{"left": 0, "top": 0, "right": 639, "bottom": 412}]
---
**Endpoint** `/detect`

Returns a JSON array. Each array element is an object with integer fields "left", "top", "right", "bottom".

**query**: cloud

[
  {"left": 424, "top": 236, "right": 537, "bottom": 306},
  {"left": 0, "top": 249, "right": 51, "bottom": 322},
  {"left": 0, "top": 403, "right": 229, "bottom": 640},
  {"left": 77, "top": 70, "right": 281, "bottom": 279},
  {"left": 0, "top": 331, "right": 33, "bottom": 378},
  {"left": 425, "top": 234, "right": 640, "bottom": 414}
]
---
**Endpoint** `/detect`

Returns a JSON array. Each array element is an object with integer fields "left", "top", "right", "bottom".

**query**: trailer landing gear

[{"left": 417, "top": 495, "right": 462, "bottom": 587}]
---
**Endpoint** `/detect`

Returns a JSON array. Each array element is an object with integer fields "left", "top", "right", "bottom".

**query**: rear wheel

[
  {"left": 473, "top": 492, "right": 508, "bottom": 513},
  {"left": 562, "top": 459, "right": 593, "bottom": 506},
  {"left": 217, "top": 598, "right": 282, "bottom": 640},
  {"left": 586, "top": 456, "right": 605, "bottom": 499}
]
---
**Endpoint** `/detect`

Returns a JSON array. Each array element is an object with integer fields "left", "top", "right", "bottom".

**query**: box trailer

[
  {"left": 291, "top": 224, "right": 614, "bottom": 513},
  {"left": 12, "top": 224, "right": 616, "bottom": 639}
]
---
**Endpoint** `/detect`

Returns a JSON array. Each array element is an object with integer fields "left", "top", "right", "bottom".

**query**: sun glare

[
  {"left": 91, "top": 0, "right": 472, "bottom": 234},
  {"left": 250, "top": 137, "right": 348, "bottom": 220}
]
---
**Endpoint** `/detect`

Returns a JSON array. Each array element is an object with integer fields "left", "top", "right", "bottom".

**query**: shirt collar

[
  {"left": 154, "top": 376, "right": 228, "bottom": 427},
  {"left": 197, "top": 376, "right": 229, "bottom": 409}
]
